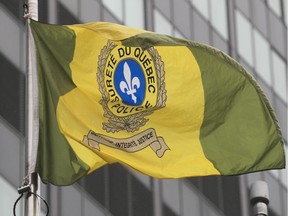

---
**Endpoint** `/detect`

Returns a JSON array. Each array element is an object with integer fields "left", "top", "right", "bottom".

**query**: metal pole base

[{"left": 25, "top": 172, "right": 40, "bottom": 216}]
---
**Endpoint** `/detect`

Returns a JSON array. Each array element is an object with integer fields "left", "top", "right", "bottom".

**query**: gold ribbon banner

[{"left": 82, "top": 128, "right": 169, "bottom": 158}]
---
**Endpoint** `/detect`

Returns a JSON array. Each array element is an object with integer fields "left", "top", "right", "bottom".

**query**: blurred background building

[{"left": 0, "top": 0, "right": 287, "bottom": 215}]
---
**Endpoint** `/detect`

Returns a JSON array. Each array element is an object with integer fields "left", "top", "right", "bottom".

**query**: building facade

[{"left": 0, "top": 0, "right": 287, "bottom": 215}]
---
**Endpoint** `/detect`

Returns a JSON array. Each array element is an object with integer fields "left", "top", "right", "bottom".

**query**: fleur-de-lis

[{"left": 120, "top": 62, "right": 140, "bottom": 104}]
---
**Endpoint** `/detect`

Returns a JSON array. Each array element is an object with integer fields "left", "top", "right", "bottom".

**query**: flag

[{"left": 30, "top": 20, "right": 285, "bottom": 186}]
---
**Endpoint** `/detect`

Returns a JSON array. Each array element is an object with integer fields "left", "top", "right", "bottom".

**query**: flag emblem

[
  {"left": 116, "top": 60, "right": 144, "bottom": 106},
  {"left": 97, "top": 41, "right": 167, "bottom": 132}
]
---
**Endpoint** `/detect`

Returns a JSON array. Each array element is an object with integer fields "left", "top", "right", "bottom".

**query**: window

[
  {"left": 191, "top": 0, "right": 228, "bottom": 40},
  {"left": 212, "top": 30, "right": 229, "bottom": 54},
  {"left": 182, "top": 182, "right": 201, "bottom": 216},
  {"left": 173, "top": 29, "right": 185, "bottom": 39},
  {"left": 102, "top": 0, "right": 124, "bottom": 22},
  {"left": 103, "top": 0, "right": 145, "bottom": 29},
  {"left": 236, "top": 10, "right": 253, "bottom": 66},
  {"left": 0, "top": 9, "right": 24, "bottom": 69},
  {"left": 79, "top": 0, "right": 100, "bottom": 23},
  {"left": 279, "top": 144, "right": 287, "bottom": 186},
  {"left": 271, "top": 51, "right": 287, "bottom": 102},
  {"left": 61, "top": 186, "right": 82, "bottom": 215},
  {"left": 162, "top": 180, "right": 181, "bottom": 215},
  {"left": 128, "top": 168, "right": 151, "bottom": 189},
  {"left": 0, "top": 176, "right": 22, "bottom": 216},
  {"left": 0, "top": 0, "right": 20, "bottom": 19},
  {"left": 192, "top": 10, "right": 210, "bottom": 44},
  {"left": 267, "top": 0, "right": 282, "bottom": 17},
  {"left": 253, "top": 29, "right": 271, "bottom": 86},
  {"left": 108, "top": 165, "right": 129, "bottom": 216},
  {"left": 59, "top": 0, "right": 79, "bottom": 19},
  {"left": 124, "top": 0, "right": 144, "bottom": 29},
  {"left": 153, "top": 9, "right": 173, "bottom": 35},
  {"left": 191, "top": 0, "right": 209, "bottom": 20},
  {"left": 131, "top": 175, "right": 153, "bottom": 216},
  {"left": 211, "top": 0, "right": 228, "bottom": 40},
  {"left": 0, "top": 54, "right": 25, "bottom": 133},
  {"left": 284, "top": 0, "right": 288, "bottom": 25},
  {"left": 173, "top": 0, "right": 191, "bottom": 37}
]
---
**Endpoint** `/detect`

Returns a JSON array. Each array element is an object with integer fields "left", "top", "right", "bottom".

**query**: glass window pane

[
  {"left": 265, "top": 173, "right": 282, "bottom": 215},
  {"left": 173, "top": 29, "right": 185, "bottom": 39},
  {"left": 103, "top": 8, "right": 120, "bottom": 24},
  {"left": 58, "top": 2, "right": 79, "bottom": 24},
  {"left": 59, "top": 0, "right": 78, "bottom": 18},
  {"left": 212, "top": 30, "right": 229, "bottom": 54},
  {"left": 153, "top": 9, "right": 173, "bottom": 35},
  {"left": 102, "top": 0, "right": 124, "bottom": 22},
  {"left": 173, "top": 0, "right": 191, "bottom": 37},
  {"left": 191, "top": 0, "right": 209, "bottom": 20},
  {"left": 0, "top": 0, "right": 20, "bottom": 19},
  {"left": 222, "top": 176, "right": 242, "bottom": 215},
  {"left": 236, "top": 10, "right": 253, "bottom": 66},
  {"left": 125, "top": 0, "right": 144, "bottom": 29},
  {"left": 163, "top": 204, "right": 178, "bottom": 216},
  {"left": 128, "top": 168, "right": 151, "bottom": 189},
  {"left": 269, "top": 170, "right": 280, "bottom": 180},
  {"left": 274, "top": 98, "right": 287, "bottom": 139},
  {"left": 211, "top": 0, "right": 228, "bottom": 40},
  {"left": 271, "top": 51, "right": 287, "bottom": 102},
  {"left": 267, "top": 0, "right": 282, "bottom": 17},
  {"left": 84, "top": 167, "right": 106, "bottom": 207},
  {"left": 80, "top": 0, "right": 100, "bottom": 23},
  {"left": 0, "top": 176, "right": 23, "bottom": 216},
  {"left": 202, "top": 176, "right": 221, "bottom": 208},
  {"left": 162, "top": 180, "right": 181, "bottom": 215},
  {"left": 84, "top": 193, "right": 106, "bottom": 216},
  {"left": 239, "top": 58, "right": 256, "bottom": 77},
  {"left": 257, "top": 79, "right": 274, "bottom": 106},
  {"left": 0, "top": 9, "right": 22, "bottom": 69},
  {"left": 131, "top": 175, "right": 153, "bottom": 216},
  {"left": 0, "top": 54, "right": 25, "bottom": 133},
  {"left": 108, "top": 165, "right": 129, "bottom": 216},
  {"left": 253, "top": 29, "right": 272, "bottom": 86},
  {"left": 269, "top": 10, "right": 286, "bottom": 58},
  {"left": 192, "top": 10, "right": 210, "bottom": 44},
  {"left": 235, "top": 0, "right": 250, "bottom": 18},
  {"left": 284, "top": 0, "right": 288, "bottom": 25},
  {"left": 61, "top": 186, "right": 82, "bottom": 215},
  {"left": 0, "top": 121, "right": 22, "bottom": 186},
  {"left": 252, "top": 0, "right": 268, "bottom": 37},
  {"left": 182, "top": 182, "right": 201, "bottom": 216},
  {"left": 280, "top": 145, "right": 287, "bottom": 186},
  {"left": 154, "top": 0, "right": 171, "bottom": 20}
]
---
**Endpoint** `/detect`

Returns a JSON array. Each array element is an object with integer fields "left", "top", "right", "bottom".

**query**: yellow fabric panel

[
  {"left": 56, "top": 24, "right": 220, "bottom": 177},
  {"left": 71, "top": 22, "right": 149, "bottom": 41}
]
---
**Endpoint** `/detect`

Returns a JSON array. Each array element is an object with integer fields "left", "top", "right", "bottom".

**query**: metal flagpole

[{"left": 23, "top": 0, "right": 39, "bottom": 215}]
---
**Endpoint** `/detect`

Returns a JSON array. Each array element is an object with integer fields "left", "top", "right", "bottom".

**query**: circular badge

[{"left": 97, "top": 41, "right": 166, "bottom": 132}]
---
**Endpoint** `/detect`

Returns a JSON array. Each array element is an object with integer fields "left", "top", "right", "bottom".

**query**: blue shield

[{"left": 114, "top": 59, "right": 146, "bottom": 106}]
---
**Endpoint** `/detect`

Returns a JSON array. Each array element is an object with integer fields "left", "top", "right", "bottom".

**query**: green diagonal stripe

[
  {"left": 30, "top": 20, "right": 90, "bottom": 185},
  {"left": 122, "top": 33, "right": 285, "bottom": 174}
]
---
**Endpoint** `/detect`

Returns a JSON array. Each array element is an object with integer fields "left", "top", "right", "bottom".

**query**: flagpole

[{"left": 24, "top": 0, "right": 39, "bottom": 216}]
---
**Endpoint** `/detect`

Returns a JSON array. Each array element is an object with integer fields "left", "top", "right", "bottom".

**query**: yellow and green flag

[{"left": 30, "top": 20, "right": 285, "bottom": 186}]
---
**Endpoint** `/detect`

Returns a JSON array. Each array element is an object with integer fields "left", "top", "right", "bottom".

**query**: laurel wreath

[{"left": 97, "top": 41, "right": 166, "bottom": 133}]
